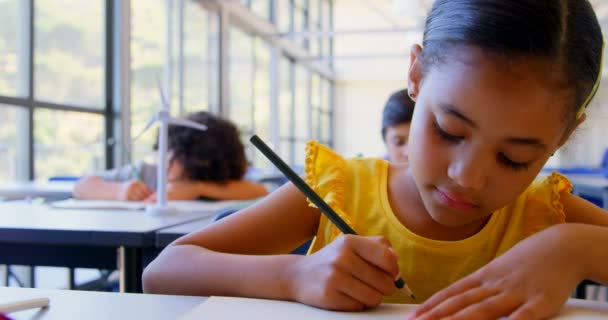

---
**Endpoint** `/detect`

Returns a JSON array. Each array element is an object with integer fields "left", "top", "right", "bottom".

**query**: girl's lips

[{"left": 434, "top": 188, "right": 477, "bottom": 210}]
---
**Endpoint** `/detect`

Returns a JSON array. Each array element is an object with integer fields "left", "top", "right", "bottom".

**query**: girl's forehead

[{"left": 419, "top": 50, "right": 568, "bottom": 144}]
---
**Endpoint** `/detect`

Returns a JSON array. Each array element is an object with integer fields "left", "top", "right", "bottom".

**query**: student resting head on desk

[
  {"left": 142, "top": 1, "right": 608, "bottom": 319},
  {"left": 73, "top": 111, "right": 268, "bottom": 201},
  {"left": 381, "top": 89, "right": 415, "bottom": 163}
]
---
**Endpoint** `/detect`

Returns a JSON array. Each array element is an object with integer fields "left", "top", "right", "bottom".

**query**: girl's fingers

[
  {"left": 333, "top": 272, "right": 384, "bottom": 309},
  {"left": 415, "top": 286, "right": 500, "bottom": 320},
  {"left": 412, "top": 274, "right": 483, "bottom": 317},
  {"left": 508, "top": 297, "right": 553, "bottom": 320},
  {"left": 440, "top": 292, "right": 520, "bottom": 320},
  {"left": 346, "top": 236, "right": 399, "bottom": 278},
  {"left": 327, "top": 290, "right": 367, "bottom": 311},
  {"left": 341, "top": 251, "right": 396, "bottom": 296}
]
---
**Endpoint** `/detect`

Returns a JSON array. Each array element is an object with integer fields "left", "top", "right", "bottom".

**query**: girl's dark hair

[
  {"left": 156, "top": 111, "right": 247, "bottom": 183},
  {"left": 381, "top": 89, "right": 415, "bottom": 141},
  {"left": 422, "top": 0, "right": 603, "bottom": 122}
]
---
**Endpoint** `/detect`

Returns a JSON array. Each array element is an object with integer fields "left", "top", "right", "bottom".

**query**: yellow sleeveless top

[{"left": 304, "top": 141, "right": 571, "bottom": 303}]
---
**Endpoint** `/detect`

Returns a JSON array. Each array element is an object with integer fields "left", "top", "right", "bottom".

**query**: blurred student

[
  {"left": 381, "top": 89, "right": 415, "bottom": 163},
  {"left": 73, "top": 111, "right": 268, "bottom": 201}
]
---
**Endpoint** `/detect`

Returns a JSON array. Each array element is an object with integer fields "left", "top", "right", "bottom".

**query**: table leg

[{"left": 119, "top": 246, "right": 143, "bottom": 293}]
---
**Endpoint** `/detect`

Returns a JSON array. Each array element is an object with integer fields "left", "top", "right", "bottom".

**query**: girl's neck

[{"left": 388, "top": 164, "right": 490, "bottom": 241}]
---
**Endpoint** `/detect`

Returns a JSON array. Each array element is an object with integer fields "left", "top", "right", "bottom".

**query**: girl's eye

[
  {"left": 497, "top": 153, "right": 529, "bottom": 171},
  {"left": 433, "top": 120, "right": 463, "bottom": 142}
]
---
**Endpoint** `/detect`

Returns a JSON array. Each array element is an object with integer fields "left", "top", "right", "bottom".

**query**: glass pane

[
  {"left": 279, "top": 139, "right": 292, "bottom": 165},
  {"left": 34, "top": 0, "right": 105, "bottom": 108},
  {"left": 0, "top": 0, "right": 29, "bottom": 97},
  {"left": 252, "top": 0, "right": 270, "bottom": 21},
  {"left": 321, "top": 112, "right": 331, "bottom": 143},
  {"left": 0, "top": 105, "right": 29, "bottom": 182},
  {"left": 294, "top": 66, "right": 309, "bottom": 140},
  {"left": 131, "top": 0, "right": 165, "bottom": 162},
  {"left": 230, "top": 28, "right": 254, "bottom": 134},
  {"left": 34, "top": 109, "right": 104, "bottom": 181},
  {"left": 277, "top": 0, "right": 291, "bottom": 32},
  {"left": 279, "top": 56, "right": 293, "bottom": 139},
  {"left": 181, "top": 1, "right": 219, "bottom": 114},
  {"left": 294, "top": 141, "right": 306, "bottom": 167},
  {"left": 253, "top": 39, "right": 271, "bottom": 140}
]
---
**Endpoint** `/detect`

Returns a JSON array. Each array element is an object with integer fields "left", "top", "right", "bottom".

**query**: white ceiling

[{"left": 332, "top": 0, "right": 608, "bottom": 82}]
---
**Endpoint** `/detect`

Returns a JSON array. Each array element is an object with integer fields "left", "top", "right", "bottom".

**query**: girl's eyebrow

[
  {"left": 439, "top": 103, "right": 548, "bottom": 150},
  {"left": 439, "top": 103, "right": 477, "bottom": 128}
]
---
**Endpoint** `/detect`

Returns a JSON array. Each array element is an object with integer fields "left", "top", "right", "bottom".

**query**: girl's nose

[{"left": 447, "top": 154, "right": 486, "bottom": 191}]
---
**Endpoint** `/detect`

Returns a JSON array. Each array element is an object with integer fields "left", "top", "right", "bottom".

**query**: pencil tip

[{"left": 411, "top": 294, "right": 416, "bottom": 301}]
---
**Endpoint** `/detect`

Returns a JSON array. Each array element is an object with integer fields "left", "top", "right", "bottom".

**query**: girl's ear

[{"left": 408, "top": 44, "right": 424, "bottom": 101}]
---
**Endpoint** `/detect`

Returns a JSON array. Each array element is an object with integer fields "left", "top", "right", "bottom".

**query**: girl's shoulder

[
  {"left": 515, "top": 172, "right": 572, "bottom": 236},
  {"left": 304, "top": 140, "right": 388, "bottom": 210}
]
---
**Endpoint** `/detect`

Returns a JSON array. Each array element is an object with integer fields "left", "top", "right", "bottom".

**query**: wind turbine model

[{"left": 137, "top": 82, "right": 207, "bottom": 215}]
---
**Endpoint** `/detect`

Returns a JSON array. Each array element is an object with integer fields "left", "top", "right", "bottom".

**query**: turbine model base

[{"left": 145, "top": 204, "right": 177, "bottom": 216}]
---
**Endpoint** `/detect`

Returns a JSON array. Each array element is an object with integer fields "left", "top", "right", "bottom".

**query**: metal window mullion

[
  {"left": 27, "top": 0, "right": 34, "bottom": 180},
  {"left": 219, "top": 6, "right": 230, "bottom": 117},
  {"left": 178, "top": 0, "right": 185, "bottom": 115},
  {"left": 113, "top": 0, "right": 131, "bottom": 167},
  {"left": 104, "top": 0, "right": 115, "bottom": 169}
]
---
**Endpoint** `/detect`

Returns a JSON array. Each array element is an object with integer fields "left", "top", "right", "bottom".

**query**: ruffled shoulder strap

[
  {"left": 304, "top": 140, "right": 353, "bottom": 232},
  {"left": 523, "top": 172, "right": 572, "bottom": 236}
]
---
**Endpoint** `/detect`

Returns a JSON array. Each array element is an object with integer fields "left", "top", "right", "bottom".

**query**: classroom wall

[
  {"left": 558, "top": 79, "right": 608, "bottom": 167},
  {"left": 333, "top": 79, "right": 406, "bottom": 158}
]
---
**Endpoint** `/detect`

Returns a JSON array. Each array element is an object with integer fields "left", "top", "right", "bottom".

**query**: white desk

[
  {"left": 0, "top": 202, "right": 218, "bottom": 292},
  {"left": 2, "top": 287, "right": 608, "bottom": 319},
  {"left": 0, "top": 287, "right": 205, "bottom": 320},
  {"left": 0, "top": 182, "right": 74, "bottom": 201}
]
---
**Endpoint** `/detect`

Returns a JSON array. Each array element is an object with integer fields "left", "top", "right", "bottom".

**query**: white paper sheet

[
  {"left": 180, "top": 296, "right": 608, "bottom": 320},
  {"left": 180, "top": 296, "right": 416, "bottom": 320},
  {"left": 50, "top": 199, "right": 242, "bottom": 213}
]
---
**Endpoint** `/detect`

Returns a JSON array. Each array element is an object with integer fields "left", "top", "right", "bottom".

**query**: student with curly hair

[{"left": 73, "top": 111, "right": 268, "bottom": 201}]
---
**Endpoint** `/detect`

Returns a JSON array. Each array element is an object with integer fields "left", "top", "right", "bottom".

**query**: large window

[
  {"left": 34, "top": 0, "right": 105, "bottom": 109},
  {"left": 0, "top": 0, "right": 110, "bottom": 182},
  {"left": 0, "top": 106, "right": 28, "bottom": 182},
  {"left": 0, "top": 0, "right": 333, "bottom": 182},
  {"left": 34, "top": 109, "right": 104, "bottom": 181},
  {"left": 130, "top": 0, "right": 219, "bottom": 162},
  {"left": 229, "top": 28, "right": 271, "bottom": 169}
]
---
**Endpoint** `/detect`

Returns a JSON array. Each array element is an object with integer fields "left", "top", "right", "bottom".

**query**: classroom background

[{"left": 0, "top": 0, "right": 607, "bottom": 306}]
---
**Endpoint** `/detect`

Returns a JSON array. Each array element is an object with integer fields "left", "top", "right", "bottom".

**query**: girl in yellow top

[{"left": 143, "top": 0, "right": 608, "bottom": 318}]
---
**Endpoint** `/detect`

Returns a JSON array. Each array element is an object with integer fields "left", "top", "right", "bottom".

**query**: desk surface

[
  {"left": 0, "top": 287, "right": 205, "bottom": 320},
  {"left": 0, "top": 182, "right": 74, "bottom": 200},
  {"left": 0, "top": 202, "right": 215, "bottom": 246},
  {"left": 2, "top": 287, "right": 608, "bottom": 319},
  {"left": 156, "top": 215, "right": 215, "bottom": 247}
]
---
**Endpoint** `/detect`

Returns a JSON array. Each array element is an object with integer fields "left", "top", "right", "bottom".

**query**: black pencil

[{"left": 250, "top": 134, "right": 415, "bottom": 301}]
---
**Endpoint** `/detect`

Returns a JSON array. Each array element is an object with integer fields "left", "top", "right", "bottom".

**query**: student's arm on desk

[
  {"left": 143, "top": 183, "right": 319, "bottom": 301},
  {"left": 73, "top": 176, "right": 153, "bottom": 201},
  {"left": 196, "top": 180, "right": 268, "bottom": 200},
  {"left": 142, "top": 182, "right": 401, "bottom": 311}
]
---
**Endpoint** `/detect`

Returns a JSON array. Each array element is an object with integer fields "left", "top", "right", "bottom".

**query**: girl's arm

[
  {"left": 410, "top": 223, "right": 608, "bottom": 320},
  {"left": 562, "top": 192, "right": 608, "bottom": 226},
  {"left": 196, "top": 179, "right": 269, "bottom": 200},
  {"left": 409, "top": 193, "right": 608, "bottom": 320},
  {"left": 143, "top": 182, "right": 401, "bottom": 310},
  {"left": 143, "top": 182, "right": 321, "bottom": 297}
]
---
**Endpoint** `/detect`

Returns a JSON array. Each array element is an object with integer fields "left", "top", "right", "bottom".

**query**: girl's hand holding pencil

[{"left": 285, "top": 234, "right": 401, "bottom": 311}]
